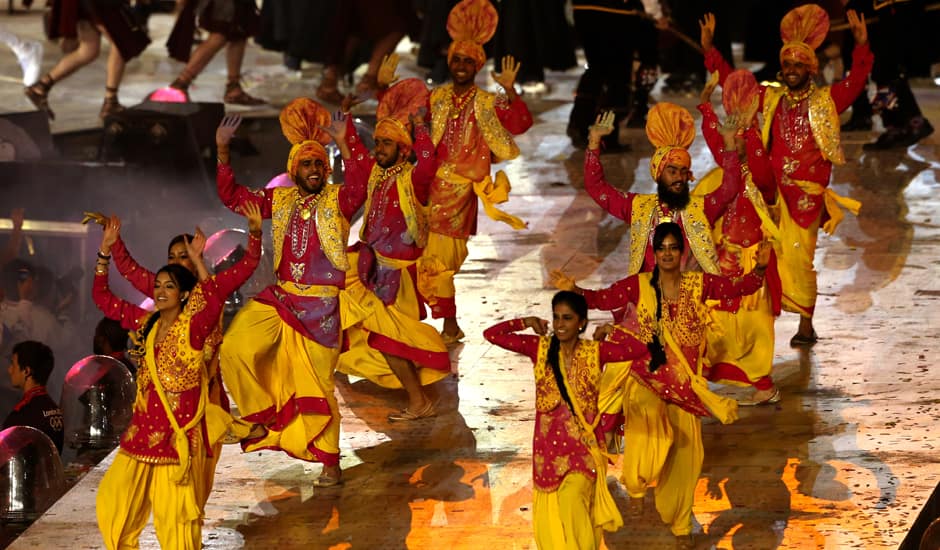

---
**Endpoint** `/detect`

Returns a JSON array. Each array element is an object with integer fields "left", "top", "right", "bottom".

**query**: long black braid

[
  {"left": 647, "top": 223, "right": 684, "bottom": 372},
  {"left": 546, "top": 291, "right": 588, "bottom": 413}
]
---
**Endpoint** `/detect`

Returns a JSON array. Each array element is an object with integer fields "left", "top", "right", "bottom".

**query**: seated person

[{"left": 3, "top": 340, "right": 64, "bottom": 452}]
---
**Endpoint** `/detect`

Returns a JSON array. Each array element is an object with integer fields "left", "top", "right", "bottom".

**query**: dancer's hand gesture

[
  {"left": 241, "top": 202, "right": 263, "bottom": 236},
  {"left": 492, "top": 55, "right": 520, "bottom": 91},
  {"left": 321, "top": 111, "right": 348, "bottom": 144},
  {"left": 699, "top": 13, "right": 716, "bottom": 52},
  {"left": 216, "top": 115, "right": 242, "bottom": 148},
  {"left": 340, "top": 93, "right": 364, "bottom": 114},
  {"left": 549, "top": 269, "right": 576, "bottom": 291},
  {"left": 593, "top": 323, "right": 615, "bottom": 342},
  {"left": 377, "top": 53, "right": 400, "bottom": 88},
  {"left": 847, "top": 9, "right": 867, "bottom": 45},
  {"left": 184, "top": 227, "right": 207, "bottom": 260},
  {"left": 588, "top": 111, "right": 615, "bottom": 149},
  {"left": 700, "top": 71, "right": 719, "bottom": 105},
  {"left": 100, "top": 215, "right": 121, "bottom": 255},
  {"left": 523, "top": 316, "right": 549, "bottom": 335}
]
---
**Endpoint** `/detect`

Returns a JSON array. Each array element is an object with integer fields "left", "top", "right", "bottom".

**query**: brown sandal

[
  {"left": 99, "top": 87, "right": 126, "bottom": 119},
  {"left": 224, "top": 79, "right": 265, "bottom": 106},
  {"left": 24, "top": 74, "right": 54, "bottom": 120}
]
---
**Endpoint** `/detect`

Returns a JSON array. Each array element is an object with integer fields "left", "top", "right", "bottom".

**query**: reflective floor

[{"left": 3, "top": 10, "right": 939, "bottom": 550}]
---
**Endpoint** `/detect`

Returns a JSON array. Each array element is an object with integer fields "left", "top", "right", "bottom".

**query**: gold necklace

[
  {"left": 450, "top": 87, "right": 476, "bottom": 119},
  {"left": 785, "top": 83, "right": 815, "bottom": 106}
]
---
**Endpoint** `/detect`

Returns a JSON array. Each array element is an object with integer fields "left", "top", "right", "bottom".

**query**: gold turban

[
  {"left": 646, "top": 102, "right": 696, "bottom": 181},
  {"left": 279, "top": 97, "right": 332, "bottom": 177},
  {"left": 446, "top": 0, "right": 498, "bottom": 70},
  {"left": 374, "top": 78, "right": 430, "bottom": 152},
  {"left": 722, "top": 69, "right": 760, "bottom": 118},
  {"left": 779, "top": 4, "right": 829, "bottom": 74}
]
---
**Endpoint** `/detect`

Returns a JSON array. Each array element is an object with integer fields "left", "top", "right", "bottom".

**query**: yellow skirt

[
  {"left": 97, "top": 450, "right": 213, "bottom": 550},
  {"left": 704, "top": 292, "right": 775, "bottom": 387},
  {"left": 220, "top": 300, "right": 341, "bottom": 463},
  {"left": 337, "top": 253, "right": 450, "bottom": 389},
  {"left": 533, "top": 473, "right": 602, "bottom": 550}
]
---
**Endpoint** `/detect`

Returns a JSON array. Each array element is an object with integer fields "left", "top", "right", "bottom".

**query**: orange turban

[
  {"left": 779, "top": 4, "right": 828, "bottom": 73},
  {"left": 446, "top": 0, "right": 497, "bottom": 70},
  {"left": 374, "top": 78, "right": 430, "bottom": 153},
  {"left": 279, "top": 97, "right": 332, "bottom": 177},
  {"left": 722, "top": 69, "right": 760, "bottom": 117},
  {"left": 646, "top": 103, "right": 695, "bottom": 181}
]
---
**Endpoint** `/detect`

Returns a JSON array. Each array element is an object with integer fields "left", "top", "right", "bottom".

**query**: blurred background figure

[
  {"left": 257, "top": 0, "right": 336, "bottom": 71},
  {"left": 91, "top": 318, "right": 134, "bottom": 375},
  {"left": 0, "top": 26, "right": 43, "bottom": 86},
  {"left": 3, "top": 341, "right": 64, "bottom": 454},
  {"left": 415, "top": 0, "right": 459, "bottom": 85}
]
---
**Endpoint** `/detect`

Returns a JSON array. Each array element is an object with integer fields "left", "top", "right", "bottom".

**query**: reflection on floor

[{"left": 2, "top": 9, "right": 939, "bottom": 550}]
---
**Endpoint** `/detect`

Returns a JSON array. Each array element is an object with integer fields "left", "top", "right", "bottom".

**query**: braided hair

[
  {"left": 129, "top": 264, "right": 197, "bottom": 359},
  {"left": 647, "top": 223, "right": 685, "bottom": 372},
  {"left": 546, "top": 291, "right": 588, "bottom": 411}
]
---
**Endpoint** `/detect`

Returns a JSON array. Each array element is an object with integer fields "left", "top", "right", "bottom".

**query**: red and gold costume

[
  {"left": 94, "top": 233, "right": 260, "bottom": 550},
  {"left": 704, "top": 4, "right": 871, "bottom": 317},
  {"left": 584, "top": 103, "right": 741, "bottom": 276},
  {"left": 419, "top": 0, "right": 533, "bottom": 321},
  {"left": 694, "top": 69, "right": 782, "bottom": 392},
  {"left": 337, "top": 79, "right": 450, "bottom": 388},
  {"left": 582, "top": 270, "right": 763, "bottom": 536},
  {"left": 484, "top": 318, "right": 649, "bottom": 549},
  {"left": 216, "top": 99, "right": 367, "bottom": 466}
]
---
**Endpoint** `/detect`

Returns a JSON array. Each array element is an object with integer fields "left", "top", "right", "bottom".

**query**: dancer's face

[
  {"left": 449, "top": 54, "right": 478, "bottom": 86},
  {"left": 167, "top": 242, "right": 196, "bottom": 274},
  {"left": 294, "top": 157, "right": 328, "bottom": 196},
  {"left": 781, "top": 59, "right": 811, "bottom": 91},
  {"left": 153, "top": 271, "right": 188, "bottom": 312},
  {"left": 374, "top": 137, "right": 403, "bottom": 169},
  {"left": 654, "top": 234, "right": 683, "bottom": 272},
  {"left": 657, "top": 164, "right": 691, "bottom": 210},
  {"left": 552, "top": 303, "right": 585, "bottom": 344}
]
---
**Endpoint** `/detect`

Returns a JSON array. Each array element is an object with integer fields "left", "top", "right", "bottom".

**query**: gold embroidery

[
  {"left": 629, "top": 195, "right": 719, "bottom": 275},
  {"left": 635, "top": 272, "right": 708, "bottom": 348},
  {"left": 123, "top": 424, "right": 138, "bottom": 442},
  {"left": 290, "top": 262, "right": 305, "bottom": 280},
  {"left": 271, "top": 185, "right": 350, "bottom": 273},
  {"left": 762, "top": 85, "right": 844, "bottom": 165},
  {"left": 363, "top": 163, "right": 429, "bottom": 248},
  {"left": 552, "top": 454, "right": 571, "bottom": 475},
  {"left": 148, "top": 430, "right": 166, "bottom": 448},
  {"left": 429, "top": 84, "right": 520, "bottom": 162}
]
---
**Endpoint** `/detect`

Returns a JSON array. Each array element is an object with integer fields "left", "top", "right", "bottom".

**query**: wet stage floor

[{"left": 2, "top": 10, "right": 940, "bottom": 549}]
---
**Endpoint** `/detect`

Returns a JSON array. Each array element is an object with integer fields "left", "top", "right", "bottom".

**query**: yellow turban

[
  {"left": 374, "top": 78, "right": 430, "bottom": 153},
  {"left": 446, "top": 0, "right": 497, "bottom": 71},
  {"left": 279, "top": 97, "right": 332, "bottom": 177},
  {"left": 645, "top": 102, "right": 696, "bottom": 181},
  {"left": 779, "top": 4, "right": 829, "bottom": 74}
]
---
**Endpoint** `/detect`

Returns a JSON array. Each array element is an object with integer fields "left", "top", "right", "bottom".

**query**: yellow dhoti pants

[
  {"left": 704, "top": 287, "right": 775, "bottom": 388},
  {"left": 596, "top": 360, "right": 632, "bottom": 432},
  {"left": 533, "top": 473, "right": 601, "bottom": 550},
  {"left": 338, "top": 253, "right": 450, "bottom": 388},
  {"left": 418, "top": 231, "right": 469, "bottom": 319},
  {"left": 220, "top": 300, "right": 340, "bottom": 462},
  {"left": 97, "top": 450, "right": 214, "bottom": 550},
  {"left": 620, "top": 376, "right": 703, "bottom": 537},
  {"left": 775, "top": 202, "right": 821, "bottom": 318}
]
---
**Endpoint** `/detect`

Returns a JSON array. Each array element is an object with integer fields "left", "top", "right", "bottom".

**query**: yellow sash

[
  {"left": 790, "top": 178, "right": 861, "bottom": 234},
  {"left": 435, "top": 165, "right": 527, "bottom": 230}
]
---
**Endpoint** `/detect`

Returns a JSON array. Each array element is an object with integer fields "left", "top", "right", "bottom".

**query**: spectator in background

[
  {"left": 416, "top": 0, "right": 459, "bottom": 84},
  {"left": 0, "top": 260, "right": 59, "bottom": 347},
  {"left": 93, "top": 317, "right": 134, "bottom": 375},
  {"left": 3, "top": 340, "right": 64, "bottom": 453}
]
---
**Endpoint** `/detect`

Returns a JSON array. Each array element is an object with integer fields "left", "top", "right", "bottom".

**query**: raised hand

[
  {"left": 588, "top": 111, "right": 616, "bottom": 149},
  {"left": 700, "top": 70, "right": 719, "bottom": 105},
  {"left": 82, "top": 211, "right": 108, "bottom": 227},
  {"left": 523, "top": 316, "right": 549, "bottom": 336},
  {"left": 377, "top": 53, "right": 401, "bottom": 88},
  {"left": 241, "top": 201, "right": 263, "bottom": 235},
  {"left": 185, "top": 227, "right": 207, "bottom": 260},
  {"left": 846, "top": 9, "right": 867, "bottom": 45},
  {"left": 549, "top": 269, "right": 576, "bottom": 291},
  {"left": 410, "top": 106, "right": 428, "bottom": 128},
  {"left": 321, "top": 110, "right": 348, "bottom": 143},
  {"left": 593, "top": 323, "right": 615, "bottom": 342},
  {"left": 100, "top": 215, "right": 121, "bottom": 254},
  {"left": 216, "top": 115, "right": 242, "bottom": 148},
  {"left": 492, "top": 55, "right": 520, "bottom": 91},
  {"left": 340, "top": 93, "right": 365, "bottom": 114},
  {"left": 699, "top": 12, "right": 716, "bottom": 52}
]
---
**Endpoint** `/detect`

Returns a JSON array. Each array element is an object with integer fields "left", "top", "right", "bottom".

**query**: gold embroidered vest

[
  {"left": 628, "top": 195, "right": 719, "bottom": 276},
  {"left": 635, "top": 272, "right": 708, "bottom": 349},
  {"left": 429, "top": 84, "right": 521, "bottom": 162},
  {"left": 533, "top": 337, "right": 601, "bottom": 420},
  {"left": 762, "top": 85, "right": 845, "bottom": 165},
  {"left": 271, "top": 184, "right": 350, "bottom": 272},
  {"left": 362, "top": 163, "right": 429, "bottom": 248}
]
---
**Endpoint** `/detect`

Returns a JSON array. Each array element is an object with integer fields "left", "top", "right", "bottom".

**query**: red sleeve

[
  {"left": 599, "top": 332, "right": 650, "bottom": 364},
  {"left": 582, "top": 275, "right": 640, "bottom": 311},
  {"left": 584, "top": 149, "right": 635, "bottom": 223},
  {"left": 483, "top": 318, "right": 539, "bottom": 361},
  {"left": 831, "top": 43, "right": 874, "bottom": 113},
  {"left": 698, "top": 103, "right": 725, "bottom": 163},
  {"left": 338, "top": 117, "right": 372, "bottom": 218},
  {"left": 744, "top": 127, "right": 776, "bottom": 203},
  {"left": 111, "top": 236, "right": 156, "bottom": 298},
  {"left": 189, "top": 233, "right": 262, "bottom": 348},
  {"left": 93, "top": 272, "right": 149, "bottom": 331},
  {"left": 704, "top": 151, "right": 742, "bottom": 224},
  {"left": 494, "top": 95, "right": 533, "bottom": 135},
  {"left": 217, "top": 163, "right": 274, "bottom": 218},
  {"left": 702, "top": 271, "right": 764, "bottom": 301},
  {"left": 411, "top": 124, "right": 438, "bottom": 204},
  {"left": 703, "top": 47, "right": 735, "bottom": 86}
]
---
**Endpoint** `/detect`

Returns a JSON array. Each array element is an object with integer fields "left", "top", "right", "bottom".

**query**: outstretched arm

[
  {"left": 104, "top": 215, "right": 157, "bottom": 297},
  {"left": 483, "top": 317, "right": 544, "bottom": 360},
  {"left": 216, "top": 115, "right": 274, "bottom": 217},
  {"left": 585, "top": 112, "right": 636, "bottom": 222},
  {"left": 702, "top": 241, "right": 770, "bottom": 300},
  {"left": 831, "top": 10, "right": 873, "bottom": 112},
  {"left": 493, "top": 57, "right": 533, "bottom": 134}
]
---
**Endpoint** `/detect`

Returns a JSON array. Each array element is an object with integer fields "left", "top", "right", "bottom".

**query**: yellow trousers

[
  {"left": 418, "top": 232, "right": 469, "bottom": 318},
  {"left": 220, "top": 300, "right": 340, "bottom": 462},
  {"left": 533, "top": 473, "right": 602, "bottom": 550},
  {"left": 97, "top": 450, "right": 214, "bottom": 550},
  {"left": 620, "top": 377, "right": 703, "bottom": 537},
  {"left": 775, "top": 201, "right": 821, "bottom": 317}
]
